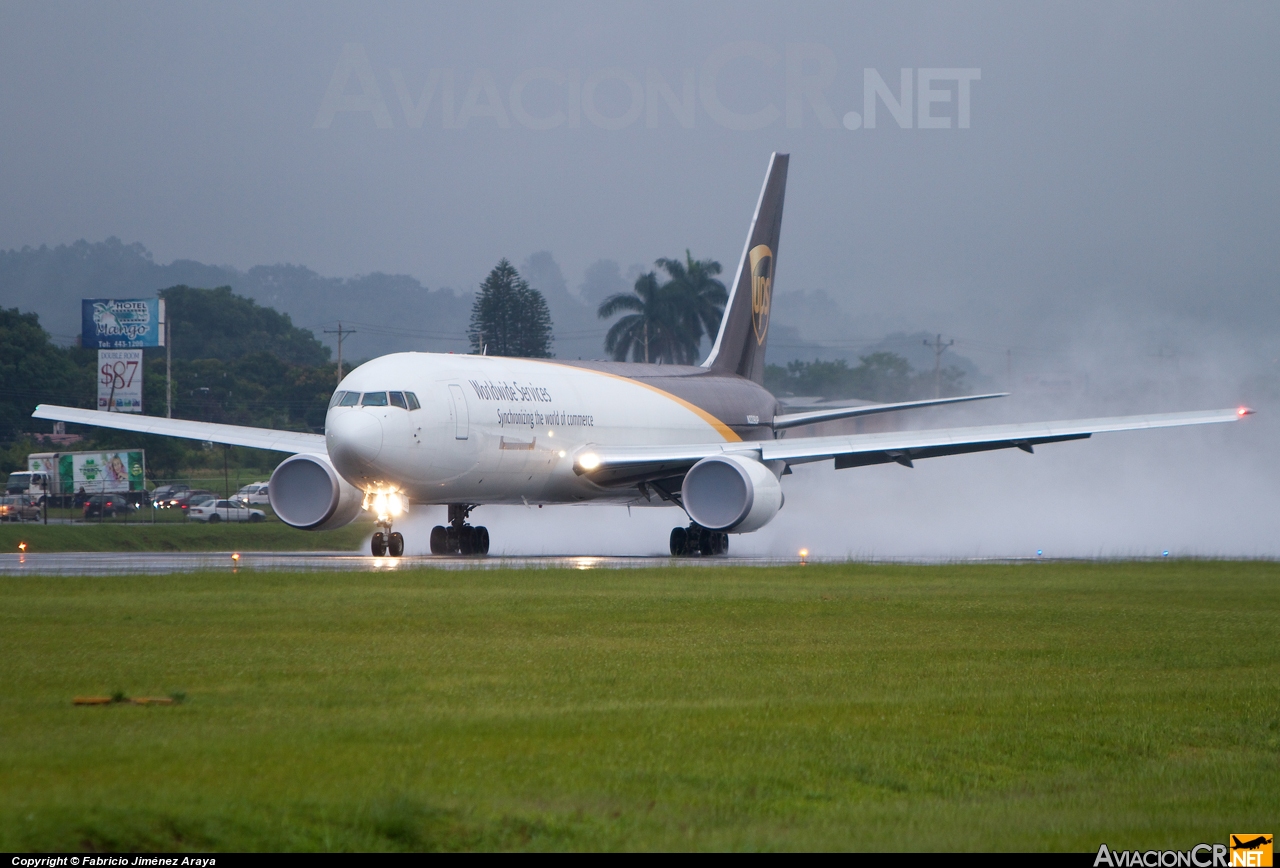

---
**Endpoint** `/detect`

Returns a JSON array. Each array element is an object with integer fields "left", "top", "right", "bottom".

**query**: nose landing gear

[
  {"left": 430, "top": 503, "right": 490, "bottom": 555},
  {"left": 371, "top": 529, "right": 404, "bottom": 557},
  {"left": 670, "top": 523, "right": 728, "bottom": 557}
]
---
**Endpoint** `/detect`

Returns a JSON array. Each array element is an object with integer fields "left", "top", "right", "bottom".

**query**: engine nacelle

[
  {"left": 269, "top": 453, "right": 364, "bottom": 530},
  {"left": 682, "top": 453, "right": 784, "bottom": 533}
]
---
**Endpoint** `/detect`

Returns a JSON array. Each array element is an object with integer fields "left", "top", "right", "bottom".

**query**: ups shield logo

[{"left": 749, "top": 244, "right": 773, "bottom": 345}]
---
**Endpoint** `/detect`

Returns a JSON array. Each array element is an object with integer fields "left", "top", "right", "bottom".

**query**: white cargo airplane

[{"left": 35, "top": 154, "right": 1253, "bottom": 557}]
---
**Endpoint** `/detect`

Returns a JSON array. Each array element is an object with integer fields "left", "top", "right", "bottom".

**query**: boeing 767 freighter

[{"left": 34, "top": 154, "right": 1253, "bottom": 556}]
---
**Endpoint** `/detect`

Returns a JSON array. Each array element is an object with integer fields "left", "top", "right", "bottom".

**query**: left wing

[
  {"left": 575, "top": 407, "right": 1253, "bottom": 487},
  {"left": 32, "top": 405, "right": 327, "bottom": 455}
]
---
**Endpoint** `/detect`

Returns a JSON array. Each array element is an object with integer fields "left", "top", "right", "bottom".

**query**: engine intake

[
  {"left": 269, "top": 453, "right": 363, "bottom": 530},
  {"left": 682, "top": 453, "right": 784, "bottom": 533}
]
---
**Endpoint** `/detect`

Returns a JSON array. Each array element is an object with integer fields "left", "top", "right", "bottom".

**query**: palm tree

[
  {"left": 597, "top": 272, "right": 698, "bottom": 364},
  {"left": 654, "top": 250, "right": 727, "bottom": 354}
]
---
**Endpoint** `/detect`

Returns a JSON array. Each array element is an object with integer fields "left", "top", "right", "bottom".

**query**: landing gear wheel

[
  {"left": 476, "top": 526, "right": 490, "bottom": 555},
  {"left": 429, "top": 525, "right": 447, "bottom": 554},
  {"left": 459, "top": 526, "right": 475, "bottom": 556},
  {"left": 670, "top": 527, "right": 688, "bottom": 556},
  {"left": 671, "top": 525, "right": 728, "bottom": 557},
  {"left": 388, "top": 531, "right": 405, "bottom": 557},
  {"left": 371, "top": 531, "right": 387, "bottom": 556}
]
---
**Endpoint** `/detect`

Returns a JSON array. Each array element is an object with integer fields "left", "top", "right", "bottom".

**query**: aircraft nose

[{"left": 326, "top": 409, "right": 384, "bottom": 473}]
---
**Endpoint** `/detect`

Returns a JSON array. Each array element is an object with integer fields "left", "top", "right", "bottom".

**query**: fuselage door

[{"left": 448, "top": 384, "right": 469, "bottom": 440}]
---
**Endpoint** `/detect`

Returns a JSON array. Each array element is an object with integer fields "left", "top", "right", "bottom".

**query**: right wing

[
  {"left": 575, "top": 407, "right": 1253, "bottom": 487},
  {"left": 32, "top": 405, "right": 327, "bottom": 455}
]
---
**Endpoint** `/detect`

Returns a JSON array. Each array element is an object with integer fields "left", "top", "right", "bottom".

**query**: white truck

[{"left": 8, "top": 449, "right": 147, "bottom": 505}]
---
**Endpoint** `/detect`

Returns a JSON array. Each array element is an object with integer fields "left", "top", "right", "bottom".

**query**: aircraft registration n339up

[{"left": 34, "top": 154, "right": 1254, "bottom": 557}]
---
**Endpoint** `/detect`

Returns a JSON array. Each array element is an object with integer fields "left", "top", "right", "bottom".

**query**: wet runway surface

[{"left": 0, "top": 551, "right": 817, "bottom": 575}]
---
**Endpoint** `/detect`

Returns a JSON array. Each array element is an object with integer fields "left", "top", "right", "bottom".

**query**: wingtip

[{"left": 1237, "top": 406, "right": 1256, "bottom": 417}]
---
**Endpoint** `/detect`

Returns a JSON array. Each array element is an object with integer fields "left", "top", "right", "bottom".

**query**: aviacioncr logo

[{"left": 749, "top": 243, "right": 773, "bottom": 345}]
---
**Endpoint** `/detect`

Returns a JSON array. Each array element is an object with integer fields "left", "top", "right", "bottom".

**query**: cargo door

[{"left": 448, "top": 384, "right": 469, "bottom": 440}]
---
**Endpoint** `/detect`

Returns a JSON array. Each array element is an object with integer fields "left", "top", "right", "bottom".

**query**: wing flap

[
  {"left": 772, "top": 392, "right": 1008, "bottom": 429},
  {"left": 32, "top": 404, "right": 327, "bottom": 455}
]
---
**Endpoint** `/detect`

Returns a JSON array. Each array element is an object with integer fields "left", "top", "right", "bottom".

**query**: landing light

[
  {"left": 578, "top": 453, "right": 600, "bottom": 471},
  {"left": 799, "top": 547, "right": 808, "bottom": 565},
  {"left": 18, "top": 541, "right": 27, "bottom": 552}
]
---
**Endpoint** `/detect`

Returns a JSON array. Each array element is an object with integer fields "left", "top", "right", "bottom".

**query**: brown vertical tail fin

[{"left": 701, "top": 152, "right": 788, "bottom": 384}]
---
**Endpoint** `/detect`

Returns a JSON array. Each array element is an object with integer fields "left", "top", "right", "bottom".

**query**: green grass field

[
  {"left": 0, "top": 520, "right": 369, "bottom": 553},
  {"left": 1, "top": 561, "right": 1276, "bottom": 851}
]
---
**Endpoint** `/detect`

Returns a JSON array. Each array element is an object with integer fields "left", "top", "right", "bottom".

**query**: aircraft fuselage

[{"left": 326, "top": 352, "right": 777, "bottom": 506}]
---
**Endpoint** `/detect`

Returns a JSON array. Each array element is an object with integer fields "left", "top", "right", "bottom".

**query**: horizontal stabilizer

[
  {"left": 32, "top": 405, "right": 327, "bottom": 455},
  {"left": 772, "top": 392, "right": 1008, "bottom": 429}
]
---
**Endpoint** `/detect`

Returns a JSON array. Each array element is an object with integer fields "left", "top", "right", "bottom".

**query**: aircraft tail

[{"left": 701, "top": 152, "right": 788, "bottom": 384}]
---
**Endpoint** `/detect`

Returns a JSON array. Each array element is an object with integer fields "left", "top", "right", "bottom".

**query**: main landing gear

[
  {"left": 670, "top": 523, "right": 728, "bottom": 557},
  {"left": 430, "top": 503, "right": 490, "bottom": 555}
]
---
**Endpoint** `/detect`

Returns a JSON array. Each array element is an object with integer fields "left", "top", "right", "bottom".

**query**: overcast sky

[{"left": 2, "top": 1, "right": 1277, "bottom": 361}]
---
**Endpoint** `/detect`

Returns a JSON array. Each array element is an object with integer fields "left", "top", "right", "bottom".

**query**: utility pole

[
  {"left": 165, "top": 315, "right": 172, "bottom": 418},
  {"left": 924, "top": 333, "right": 954, "bottom": 398},
  {"left": 324, "top": 322, "right": 356, "bottom": 385}
]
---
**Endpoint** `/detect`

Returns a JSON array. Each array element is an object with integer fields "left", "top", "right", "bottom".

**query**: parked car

[
  {"left": 0, "top": 495, "right": 40, "bottom": 522},
  {"left": 151, "top": 484, "right": 191, "bottom": 508},
  {"left": 233, "top": 482, "right": 270, "bottom": 505},
  {"left": 187, "top": 499, "right": 266, "bottom": 523},
  {"left": 171, "top": 489, "right": 217, "bottom": 512},
  {"left": 83, "top": 493, "right": 133, "bottom": 519}
]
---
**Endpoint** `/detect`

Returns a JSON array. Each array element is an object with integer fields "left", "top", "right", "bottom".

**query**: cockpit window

[
  {"left": 361, "top": 391, "right": 388, "bottom": 407},
  {"left": 389, "top": 391, "right": 407, "bottom": 409},
  {"left": 328, "top": 391, "right": 347, "bottom": 409},
  {"left": 338, "top": 391, "right": 361, "bottom": 407},
  {"left": 404, "top": 391, "right": 421, "bottom": 411}
]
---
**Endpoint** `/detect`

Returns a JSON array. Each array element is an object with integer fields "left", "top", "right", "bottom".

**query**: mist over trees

[
  {"left": 161, "top": 285, "right": 330, "bottom": 365},
  {"left": 765, "top": 354, "right": 967, "bottom": 402},
  {"left": 0, "top": 238, "right": 986, "bottom": 413}
]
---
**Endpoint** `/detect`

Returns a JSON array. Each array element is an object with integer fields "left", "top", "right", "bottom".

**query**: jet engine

[
  {"left": 681, "top": 454, "right": 784, "bottom": 533},
  {"left": 268, "top": 453, "right": 364, "bottom": 530}
]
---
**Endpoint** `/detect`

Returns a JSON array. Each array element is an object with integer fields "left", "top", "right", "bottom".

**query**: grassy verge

[
  {"left": 0, "top": 520, "right": 369, "bottom": 552},
  {"left": 0, "top": 561, "right": 1275, "bottom": 851}
]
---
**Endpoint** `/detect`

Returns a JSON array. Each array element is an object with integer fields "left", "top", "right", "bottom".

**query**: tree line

[{"left": 2, "top": 257, "right": 963, "bottom": 477}]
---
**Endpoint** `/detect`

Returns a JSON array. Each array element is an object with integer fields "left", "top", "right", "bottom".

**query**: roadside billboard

[
  {"left": 68, "top": 452, "right": 144, "bottom": 494},
  {"left": 81, "top": 298, "right": 166, "bottom": 349},
  {"left": 97, "top": 348, "right": 143, "bottom": 412}
]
